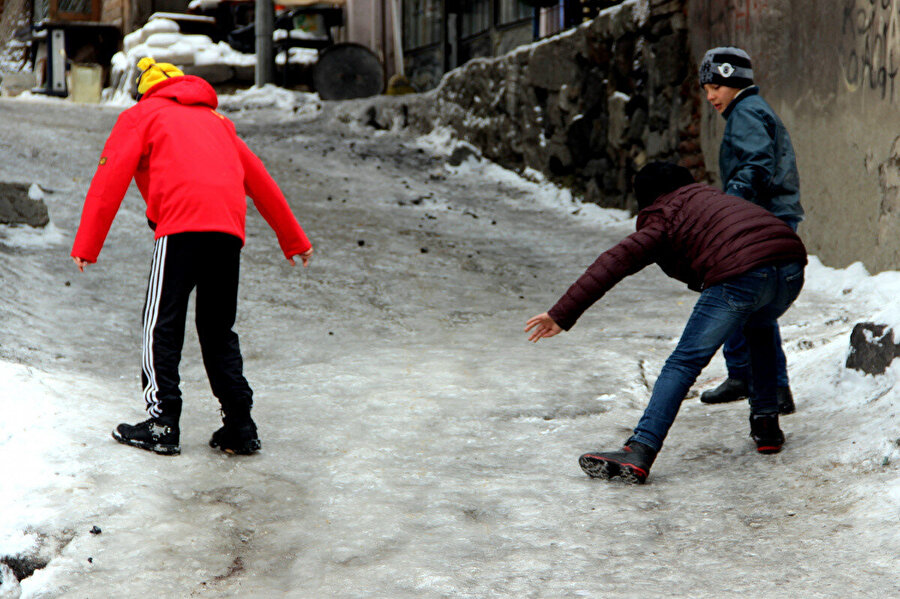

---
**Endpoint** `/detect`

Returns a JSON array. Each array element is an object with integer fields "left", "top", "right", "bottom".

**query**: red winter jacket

[
  {"left": 71, "top": 76, "right": 311, "bottom": 263},
  {"left": 547, "top": 183, "right": 807, "bottom": 331}
]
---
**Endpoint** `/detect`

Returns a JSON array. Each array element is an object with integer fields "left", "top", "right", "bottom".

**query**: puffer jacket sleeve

[
  {"left": 235, "top": 136, "right": 312, "bottom": 259},
  {"left": 71, "top": 111, "right": 143, "bottom": 263},
  {"left": 723, "top": 106, "right": 777, "bottom": 204},
  {"left": 547, "top": 220, "right": 666, "bottom": 330}
]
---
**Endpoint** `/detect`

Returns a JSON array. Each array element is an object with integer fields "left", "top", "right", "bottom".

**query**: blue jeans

[
  {"left": 722, "top": 219, "right": 798, "bottom": 388},
  {"left": 722, "top": 324, "right": 789, "bottom": 387},
  {"left": 631, "top": 262, "right": 805, "bottom": 451}
]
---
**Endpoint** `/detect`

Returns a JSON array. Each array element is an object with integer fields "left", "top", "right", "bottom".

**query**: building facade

[{"left": 402, "top": 0, "right": 534, "bottom": 90}]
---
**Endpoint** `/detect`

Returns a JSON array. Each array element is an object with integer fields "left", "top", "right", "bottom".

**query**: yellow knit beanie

[{"left": 136, "top": 57, "right": 184, "bottom": 95}]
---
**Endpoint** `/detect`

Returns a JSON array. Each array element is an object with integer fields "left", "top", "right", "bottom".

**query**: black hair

[{"left": 633, "top": 162, "right": 696, "bottom": 210}]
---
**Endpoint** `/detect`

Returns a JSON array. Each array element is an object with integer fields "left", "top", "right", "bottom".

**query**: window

[
  {"left": 460, "top": 0, "right": 490, "bottom": 38},
  {"left": 404, "top": 0, "right": 443, "bottom": 50},
  {"left": 498, "top": 0, "right": 532, "bottom": 26}
]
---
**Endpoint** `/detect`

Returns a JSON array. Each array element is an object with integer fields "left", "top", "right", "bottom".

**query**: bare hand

[
  {"left": 72, "top": 257, "right": 89, "bottom": 272},
  {"left": 525, "top": 312, "right": 562, "bottom": 343},
  {"left": 289, "top": 247, "right": 314, "bottom": 267}
]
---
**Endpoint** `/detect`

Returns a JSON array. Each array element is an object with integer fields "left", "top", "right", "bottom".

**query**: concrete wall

[{"left": 689, "top": 0, "right": 900, "bottom": 272}]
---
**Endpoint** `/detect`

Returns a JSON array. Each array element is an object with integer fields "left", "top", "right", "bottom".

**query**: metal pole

[
  {"left": 390, "top": 0, "right": 404, "bottom": 76},
  {"left": 255, "top": 0, "right": 274, "bottom": 86}
]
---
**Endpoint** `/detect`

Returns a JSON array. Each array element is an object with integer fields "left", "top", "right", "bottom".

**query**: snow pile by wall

[
  {"left": 788, "top": 257, "right": 900, "bottom": 476},
  {"left": 217, "top": 84, "right": 322, "bottom": 118},
  {"left": 104, "top": 17, "right": 257, "bottom": 105},
  {"left": 102, "top": 15, "right": 322, "bottom": 106}
]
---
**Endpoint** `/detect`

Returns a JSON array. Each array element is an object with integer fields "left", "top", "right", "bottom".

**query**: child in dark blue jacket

[{"left": 698, "top": 46, "right": 804, "bottom": 414}]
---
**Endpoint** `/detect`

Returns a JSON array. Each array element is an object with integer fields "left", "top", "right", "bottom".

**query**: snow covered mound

[
  {"left": 104, "top": 17, "right": 256, "bottom": 106},
  {"left": 217, "top": 84, "right": 322, "bottom": 117},
  {"left": 103, "top": 14, "right": 322, "bottom": 107}
]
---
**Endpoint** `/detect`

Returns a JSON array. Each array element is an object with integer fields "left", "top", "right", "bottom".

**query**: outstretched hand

[
  {"left": 72, "top": 257, "right": 89, "bottom": 272},
  {"left": 289, "top": 247, "right": 314, "bottom": 267},
  {"left": 525, "top": 312, "right": 562, "bottom": 343}
]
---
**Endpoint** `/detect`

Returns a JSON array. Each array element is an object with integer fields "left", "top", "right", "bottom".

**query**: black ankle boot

[
  {"left": 579, "top": 439, "right": 657, "bottom": 484},
  {"left": 112, "top": 417, "right": 180, "bottom": 455},
  {"left": 700, "top": 378, "right": 750, "bottom": 404},
  {"left": 209, "top": 413, "right": 261, "bottom": 455},
  {"left": 749, "top": 413, "right": 785, "bottom": 454},
  {"left": 776, "top": 386, "right": 796, "bottom": 415}
]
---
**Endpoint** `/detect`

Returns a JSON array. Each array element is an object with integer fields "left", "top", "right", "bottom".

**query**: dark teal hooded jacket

[{"left": 719, "top": 86, "right": 804, "bottom": 228}]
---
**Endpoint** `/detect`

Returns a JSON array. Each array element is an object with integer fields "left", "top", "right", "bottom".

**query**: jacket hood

[{"left": 140, "top": 75, "right": 218, "bottom": 109}]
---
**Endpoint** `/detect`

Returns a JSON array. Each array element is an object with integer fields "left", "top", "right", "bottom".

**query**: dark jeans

[
  {"left": 141, "top": 232, "right": 253, "bottom": 421},
  {"left": 722, "top": 220, "right": 798, "bottom": 388},
  {"left": 631, "top": 262, "right": 804, "bottom": 451},
  {"left": 722, "top": 324, "right": 789, "bottom": 387}
]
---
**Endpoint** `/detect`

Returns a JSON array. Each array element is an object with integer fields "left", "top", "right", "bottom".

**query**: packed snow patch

[
  {"left": 423, "top": 136, "right": 631, "bottom": 228},
  {"left": 0, "top": 362, "right": 81, "bottom": 541},
  {"left": 27, "top": 183, "right": 43, "bottom": 201},
  {"left": 217, "top": 84, "right": 322, "bottom": 117},
  {"left": 0, "top": 222, "right": 66, "bottom": 248}
]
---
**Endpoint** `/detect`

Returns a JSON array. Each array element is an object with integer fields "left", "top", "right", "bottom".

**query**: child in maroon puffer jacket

[{"left": 525, "top": 162, "right": 806, "bottom": 484}]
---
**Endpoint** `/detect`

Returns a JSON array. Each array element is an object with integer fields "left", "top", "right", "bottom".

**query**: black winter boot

[
  {"left": 776, "top": 386, "right": 796, "bottom": 415},
  {"left": 579, "top": 439, "right": 657, "bottom": 484},
  {"left": 700, "top": 378, "right": 750, "bottom": 404},
  {"left": 112, "top": 417, "right": 180, "bottom": 455},
  {"left": 209, "top": 413, "right": 261, "bottom": 455},
  {"left": 749, "top": 413, "right": 785, "bottom": 454}
]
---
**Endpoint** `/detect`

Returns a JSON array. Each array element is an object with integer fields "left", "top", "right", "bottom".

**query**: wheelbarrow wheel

[{"left": 312, "top": 42, "right": 384, "bottom": 100}]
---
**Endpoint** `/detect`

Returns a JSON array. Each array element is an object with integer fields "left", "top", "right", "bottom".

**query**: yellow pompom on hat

[{"left": 136, "top": 57, "right": 184, "bottom": 95}]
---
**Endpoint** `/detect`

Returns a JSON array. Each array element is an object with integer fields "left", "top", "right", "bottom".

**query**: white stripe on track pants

[{"left": 141, "top": 232, "right": 254, "bottom": 420}]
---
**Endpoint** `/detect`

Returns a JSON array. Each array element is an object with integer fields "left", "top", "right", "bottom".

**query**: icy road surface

[{"left": 0, "top": 97, "right": 897, "bottom": 598}]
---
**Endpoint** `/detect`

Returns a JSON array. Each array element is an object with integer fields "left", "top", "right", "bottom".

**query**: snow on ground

[
  {"left": 0, "top": 98, "right": 898, "bottom": 597},
  {"left": 417, "top": 127, "right": 632, "bottom": 228},
  {"left": 217, "top": 85, "right": 322, "bottom": 118}
]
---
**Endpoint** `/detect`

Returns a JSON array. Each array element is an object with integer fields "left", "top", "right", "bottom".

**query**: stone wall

[
  {"left": 360, "top": 0, "right": 700, "bottom": 211},
  {"left": 342, "top": 0, "right": 900, "bottom": 272},
  {"left": 0, "top": 0, "right": 30, "bottom": 69}
]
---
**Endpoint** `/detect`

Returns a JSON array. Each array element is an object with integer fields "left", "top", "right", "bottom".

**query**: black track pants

[{"left": 141, "top": 232, "right": 253, "bottom": 421}]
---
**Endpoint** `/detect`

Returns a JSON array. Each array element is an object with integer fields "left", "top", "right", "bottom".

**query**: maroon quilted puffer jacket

[{"left": 547, "top": 183, "right": 807, "bottom": 331}]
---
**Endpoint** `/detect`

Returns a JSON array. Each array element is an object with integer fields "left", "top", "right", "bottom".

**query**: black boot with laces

[
  {"left": 112, "top": 417, "right": 180, "bottom": 455},
  {"left": 209, "top": 413, "right": 261, "bottom": 455}
]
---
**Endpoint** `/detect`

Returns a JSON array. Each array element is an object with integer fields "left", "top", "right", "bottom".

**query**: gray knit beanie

[{"left": 699, "top": 47, "right": 754, "bottom": 89}]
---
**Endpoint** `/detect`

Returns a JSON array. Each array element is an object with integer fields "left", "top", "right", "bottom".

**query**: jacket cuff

[
  {"left": 547, "top": 306, "right": 575, "bottom": 331},
  {"left": 282, "top": 239, "right": 312, "bottom": 259}
]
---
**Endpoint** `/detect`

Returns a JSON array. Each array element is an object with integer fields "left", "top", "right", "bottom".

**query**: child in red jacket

[{"left": 72, "top": 58, "right": 313, "bottom": 456}]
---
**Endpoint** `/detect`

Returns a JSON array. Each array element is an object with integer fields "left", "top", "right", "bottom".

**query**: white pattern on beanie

[{"left": 699, "top": 47, "right": 754, "bottom": 88}]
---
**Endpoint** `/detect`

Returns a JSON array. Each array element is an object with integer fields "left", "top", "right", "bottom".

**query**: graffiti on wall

[{"left": 841, "top": 0, "right": 900, "bottom": 102}]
